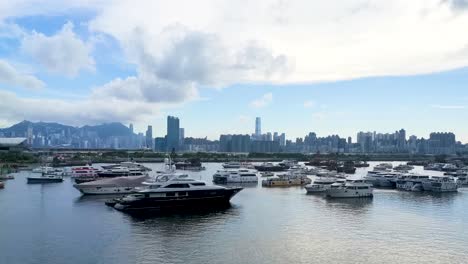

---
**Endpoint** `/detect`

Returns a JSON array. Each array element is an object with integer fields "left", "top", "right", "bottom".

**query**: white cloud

[
  {"left": 250, "top": 93, "right": 273, "bottom": 108},
  {"left": 431, "top": 104, "right": 466, "bottom": 109},
  {"left": 87, "top": 0, "right": 468, "bottom": 84},
  {"left": 21, "top": 22, "right": 94, "bottom": 77},
  {"left": 0, "top": 59, "right": 44, "bottom": 89},
  {"left": 303, "top": 100, "right": 315, "bottom": 108}
]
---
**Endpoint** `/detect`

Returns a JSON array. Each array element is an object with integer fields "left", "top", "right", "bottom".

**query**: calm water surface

[{"left": 1, "top": 162, "right": 468, "bottom": 264}]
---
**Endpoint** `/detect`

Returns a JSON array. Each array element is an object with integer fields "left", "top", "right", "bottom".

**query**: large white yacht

[
  {"left": 365, "top": 171, "right": 401, "bottom": 188},
  {"left": 71, "top": 165, "right": 100, "bottom": 178},
  {"left": 108, "top": 172, "right": 243, "bottom": 212},
  {"left": 325, "top": 179, "right": 373, "bottom": 198},
  {"left": 212, "top": 169, "right": 258, "bottom": 184},
  {"left": 73, "top": 175, "right": 149, "bottom": 195}
]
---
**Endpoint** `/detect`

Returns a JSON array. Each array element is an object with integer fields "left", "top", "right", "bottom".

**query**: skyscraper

[
  {"left": 255, "top": 117, "right": 261, "bottom": 139},
  {"left": 145, "top": 125, "right": 153, "bottom": 149},
  {"left": 179, "top": 128, "right": 185, "bottom": 145},
  {"left": 167, "top": 116, "right": 180, "bottom": 151},
  {"left": 129, "top": 123, "right": 134, "bottom": 134}
]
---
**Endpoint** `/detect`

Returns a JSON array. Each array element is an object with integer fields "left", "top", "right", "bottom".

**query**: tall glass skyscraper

[
  {"left": 167, "top": 116, "right": 180, "bottom": 151},
  {"left": 255, "top": 117, "right": 261, "bottom": 138}
]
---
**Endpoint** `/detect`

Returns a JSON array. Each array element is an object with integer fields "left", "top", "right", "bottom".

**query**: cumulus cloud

[
  {"left": 0, "top": 60, "right": 44, "bottom": 89},
  {"left": 21, "top": 22, "right": 94, "bottom": 77},
  {"left": 250, "top": 93, "right": 273, "bottom": 108},
  {"left": 90, "top": 25, "right": 290, "bottom": 104}
]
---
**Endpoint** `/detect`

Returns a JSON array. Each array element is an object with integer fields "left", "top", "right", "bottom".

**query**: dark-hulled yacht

[{"left": 108, "top": 172, "right": 242, "bottom": 212}]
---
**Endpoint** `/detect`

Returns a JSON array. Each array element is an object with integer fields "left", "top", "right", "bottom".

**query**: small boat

[
  {"left": 374, "top": 163, "right": 393, "bottom": 171},
  {"left": 32, "top": 166, "right": 54, "bottom": 174},
  {"left": 394, "top": 164, "right": 414, "bottom": 171},
  {"left": 0, "top": 181, "right": 4, "bottom": 189},
  {"left": 260, "top": 172, "right": 275, "bottom": 177},
  {"left": 354, "top": 161, "right": 370, "bottom": 168},
  {"left": 254, "top": 162, "right": 289, "bottom": 172},
  {"left": 213, "top": 169, "right": 258, "bottom": 184},
  {"left": 262, "top": 173, "right": 311, "bottom": 187},
  {"left": 325, "top": 179, "right": 373, "bottom": 198},
  {"left": 27, "top": 174, "right": 63, "bottom": 184},
  {"left": 222, "top": 162, "right": 242, "bottom": 169},
  {"left": 0, "top": 174, "right": 14, "bottom": 180},
  {"left": 175, "top": 159, "right": 205, "bottom": 171}
]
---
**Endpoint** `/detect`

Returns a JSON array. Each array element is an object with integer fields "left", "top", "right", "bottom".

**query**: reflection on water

[{"left": 1, "top": 162, "right": 468, "bottom": 264}]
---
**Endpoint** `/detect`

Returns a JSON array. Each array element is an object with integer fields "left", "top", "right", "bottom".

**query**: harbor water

[{"left": 1, "top": 162, "right": 468, "bottom": 264}]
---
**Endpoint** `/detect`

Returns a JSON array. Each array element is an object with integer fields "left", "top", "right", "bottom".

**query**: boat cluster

[{"left": 364, "top": 163, "right": 462, "bottom": 192}]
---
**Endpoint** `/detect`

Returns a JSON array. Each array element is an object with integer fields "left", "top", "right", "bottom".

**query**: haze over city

[{"left": 0, "top": 1, "right": 468, "bottom": 142}]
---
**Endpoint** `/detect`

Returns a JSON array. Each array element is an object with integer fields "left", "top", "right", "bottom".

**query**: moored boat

[
  {"left": 109, "top": 173, "right": 242, "bottom": 212},
  {"left": 222, "top": 162, "right": 241, "bottom": 169},
  {"left": 262, "top": 173, "right": 311, "bottom": 187},
  {"left": 212, "top": 169, "right": 258, "bottom": 184},
  {"left": 325, "top": 179, "right": 373, "bottom": 198},
  {"left": 73, "top": 175, "right": 149, "bottom": 195},
  {"left": 27, "top": 174, "right": 63, "bottom": 184},
  {"left": 305, "top": 177, "right": 339, "bottom": 194},
  {"left": 254, "top": 162, "right": 289, "bottom": 172},
  {"left": 0, "top": 174, "right": 14, "bottom": 180}
]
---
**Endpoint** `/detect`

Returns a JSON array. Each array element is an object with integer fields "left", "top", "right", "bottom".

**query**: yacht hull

[
  {"left": 74, "top": 186, "right": 140, "bottom": 195},
  {"left": 112, "top": 188, "right": 243, "bottom": 212},
  {"left": 27, "top": 177, "right": 63, "bottom": 184},
  {"left": 326, "top": 188, "right": 373, "bottom": 198}
]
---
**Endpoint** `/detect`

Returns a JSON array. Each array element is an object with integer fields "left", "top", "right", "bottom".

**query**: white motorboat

[
  {"left": 374, "top": 163, "right": 393, "bottom": 171},
  {"left": 325, "top": 179, "right": 373, "bottom": 198},
  {"left": 73, "top": 175, "right": 149, "bottom": 195},
  {"left": 32, "top": 166, "right": 54, "bottom": 174},
  {"left": 394, "top": 164, "right": 414, "bottom": 171},
  {"left": 222, "top": 162, "right": 242, "bottom": 169},
  {"left": 430, "top": 177, "right": 458, "bottom": 192},
  {"left": 396, "top": 174, "right": 430, "bottom": 191},
  {"left": 365, "top": 171, "right": 401, "bottom": 188},
  {"left": 212, "top": 169, "right": 258, "bottom": 184},
  {"left": 305, "top": 177, "right": 339, "bottom": 193}
]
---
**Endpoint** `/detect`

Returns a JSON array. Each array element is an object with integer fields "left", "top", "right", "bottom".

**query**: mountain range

[{"left": 0, "top": 120, "right": 134, "bottom": 138}]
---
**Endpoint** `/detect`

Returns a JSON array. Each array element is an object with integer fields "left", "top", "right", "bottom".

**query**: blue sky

[{"left": 0, "top": 1, "right": 467, "bottom": 142}]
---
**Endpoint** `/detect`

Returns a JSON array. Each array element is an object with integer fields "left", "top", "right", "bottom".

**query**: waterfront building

[
  {"left": 255, "top": 117, "right": 261, "bottom": 140},
  {"left": 166, "top": 116, "right": 180, "bottom": 151},
  {"left": 145, "top": 125, "right": 153, "bottom": 150},
  {"left": 179, "top": 128, "right": 185, "bottom": 146}
]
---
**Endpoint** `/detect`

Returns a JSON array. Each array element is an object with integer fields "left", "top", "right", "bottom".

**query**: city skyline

[
  {"left": 1, "top": 1, "right": 468, "bottom": 142},
  {"left": 0, "top": 118, "right": 463, "bottom": 156}
]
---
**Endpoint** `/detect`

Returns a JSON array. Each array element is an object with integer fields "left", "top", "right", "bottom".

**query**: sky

[{"left": 0, "top": 0, "right": 467, "bottom": 142}]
